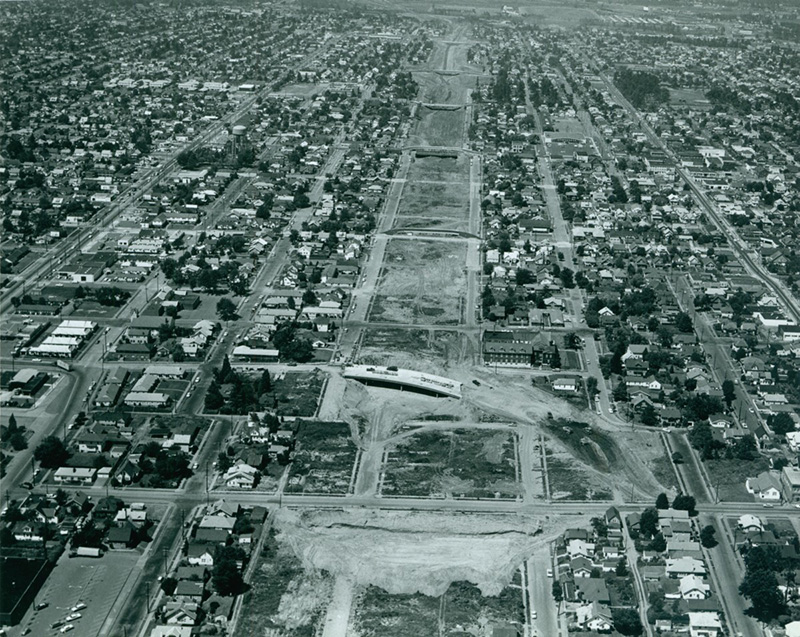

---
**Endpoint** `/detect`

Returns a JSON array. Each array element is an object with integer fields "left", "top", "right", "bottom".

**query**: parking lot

[{"left": 16, "top": 550, "right": 140, "bottom": 637}]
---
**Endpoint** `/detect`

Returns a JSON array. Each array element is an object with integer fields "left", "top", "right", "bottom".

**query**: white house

[
  {"left": 745, "top": 472, "right": 782, "bottom": 502},
  {"left": 666, "top": 557, "right": 706, "bottom": 578},
  {"left": 552, "top": 377, "right": 579, "bottom": 393},
  {"left": 679, "top": 575, "right": 711, "bottom": 600},
  {"left": 54, "top": 467, "right": 96, "bottom": 485},
  {"left": 737, "top": 514, "right": 765, "bottom": 533},
  {"left": 688, "top": 611, "right": 722, "bottom": 637},
  {"left": 575, "top": 601, "right": 613, "bottom": 632},
  {"left": 187, "top": 544, "right": 215, "bottom": 567},
  {"left": 223, "top": 462, "right": 258, "bottom": 489}
]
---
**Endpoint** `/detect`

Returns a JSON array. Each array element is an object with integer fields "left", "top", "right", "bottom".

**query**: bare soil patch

[
  {"left": 357, "top": 328, "right": 476, "bottom": 371},
  {"left": 369, "top": 240, "right": 466, "bottom": 326}
]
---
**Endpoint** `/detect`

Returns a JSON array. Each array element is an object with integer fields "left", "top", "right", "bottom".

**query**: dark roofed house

[
  {"left": 175, "top": 580, "right": 205, "bottom": 603},
  {"left": 194, "top": 528, "right": 230, "bottom": 545},
  {"left": 107, "top": 523, "right": 135, "bottom": 549}
]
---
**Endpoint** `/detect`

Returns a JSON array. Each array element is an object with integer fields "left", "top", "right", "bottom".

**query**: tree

[
  {"left": 171, "top": 344, "right": 186, "bottom": 362},
  {"left": 767, "top": 412, "right": 795, "bottom": 436},
  {"left": 551, "top": 580, "right": 563, "bottom": 602},
  {"left": 302, "top": 288, "right": 318, "bottom": 306},
  {"left": 259, "top": 369, "right": 272, "bottom": 394},
  {"left": 591, "top": 517, "right": 608, "bottom": 538},
  {"left": 615, "top": 558, "right": 629, "bottom": 576},
  {"left": 34, "top": 436, "right": 70, "bottom": 468},
  {"left": 731, "top": 434, "right": 757, "bottom": 461},
  {"left": 161, "top": 577, "right": 178, "bottom": 596},
  {"left": 688, "top": 421, "right": 724, "bottom": 460},
  {"left": 154, "top": 450, "right": 191, "bottom": 482},
  {"left": 559, "top": 267, "right": 574, "bottom": 289},
  {"left": 3, "top": 413, "right": 27, "bottom": 451},
  {"left": 639, "top": 507, "right": 659, "bottom": 539},
  {"left": 675, "top": 312, "right": 693, "bottom": 333},
  {"left": 655, "top": 493, "right": 669, "bottom": 510},
  {"left": 205, "top": 380, "right": 225, "bottom": 411},
  {"left": 700, "top": 524, "right": 718, "bottom": 548},
  {"left": 213, "top": 547, "right": 244, "bottom": 596},
  {"left": 722, "top": 379, "right": 736, "bottom": 409},
  {"left": 648, "top": 532, "right": 666, "bottom": 553},
  {"left": 672, "top": 493, "right": 696, "bottom": 515},
  {"left": 586, "top": 376, "right": 599, "bottom": 397},
  {"left": 641, "top": 404, "right": 658, "bottom": 428},
  {"left": 217, "top": 452, "right": 233, "bottom": 474},
  {"left": 740, "top": 568, "right": 784, "bottom": 621},
  {"left": 216, "top": 297, "right": 238, "bottom": 322},
  {"left": 550, "top": 345, "right": 561, "bottom": 369},
  {"left": 612, "top": 381, "right": 628, "bottom": 403},
  {"left": 516, "top": 268, "right": 534, "bottom": 285},
  {"left": 612, "top": 608, "right": 643, "bottom": 636}
]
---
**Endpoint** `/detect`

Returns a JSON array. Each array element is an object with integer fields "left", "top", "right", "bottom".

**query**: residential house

[
  {"left": 187, "top": 544, "right": 215, "bottom": 567},
  {"left": 575, "top": 601, "right": 614, "bottom": 632},
  {"left": 223, "top": 462, "right": 259, "bottom": 489},
  {"left": 745, "top": 472, "right": 782, "bottom": 502},
  {"left": 688, "top": 611, "right": 722, "bottom": 637}
]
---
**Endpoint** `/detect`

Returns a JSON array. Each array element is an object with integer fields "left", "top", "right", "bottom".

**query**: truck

[
  {"left": 70, "top": 546, "right": 102, "bottom": 558},
  {"left": 54, "top": 360, "right": 72, "bottom": 372}
]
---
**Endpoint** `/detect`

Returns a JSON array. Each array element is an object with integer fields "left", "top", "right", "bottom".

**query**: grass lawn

[{"left": 704, "top": 457, "right": 771, "bottom": 502}]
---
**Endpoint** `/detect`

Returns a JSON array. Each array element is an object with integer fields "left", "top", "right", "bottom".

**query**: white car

[
  {"left": 546, "top": 568, "right": 553, "bottom": 578},
  {"left": 70, "top": 603, "right": 86, "bottom": 612},
  {"left": 65, "top": 613, "right": 81, "bottom": 621},
  {"left": 60, "top": 626, "right": 74, "bottom": 633},
  {"left": 531, "top": 610, "right": 537, "bottom": 620}
]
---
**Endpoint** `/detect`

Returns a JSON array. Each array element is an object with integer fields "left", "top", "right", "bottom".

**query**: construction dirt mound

[{"left": 273, "top": 508, "right": 586, "bottom": 597}]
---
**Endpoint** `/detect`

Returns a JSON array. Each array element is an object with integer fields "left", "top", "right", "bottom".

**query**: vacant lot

[
  {"left": 705, "top": 457, "right": 771, "bottom": 502},
  {"left": 353, "top": 585, "right": 440, "bottom": 636},
  {"left": 358, "top": 328, "right": 476, "bottom": 371},
  {"left": 369, "top": 240, "right": 466, "bottom": 326},
  {"left": 235, "top": 529, "right": 332, "bottom": 637},
  {"left": 415, "top": 107, "right": 465, "bottom": 148},
  {"left": 381, "top": 427, "right": 519, "bottom": 499},
  {"left": 353, "top": 576, "right": 525, "bottom": 637},
  {"left": 285, "top": 420, "right": 358, "bottom": 495},
  {"left": 249, "top": 370, "right": 326, "bottom": 417},
  {"left": 394, "top": 155, "right": 470, "bottom": 232},
  {"left": 545, "top": 445, "right": 612, "bottom": 502}
]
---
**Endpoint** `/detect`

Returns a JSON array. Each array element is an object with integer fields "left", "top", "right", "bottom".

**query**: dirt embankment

[{"left": 273, "top": 508, "right": 584, "bottom": 598}]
